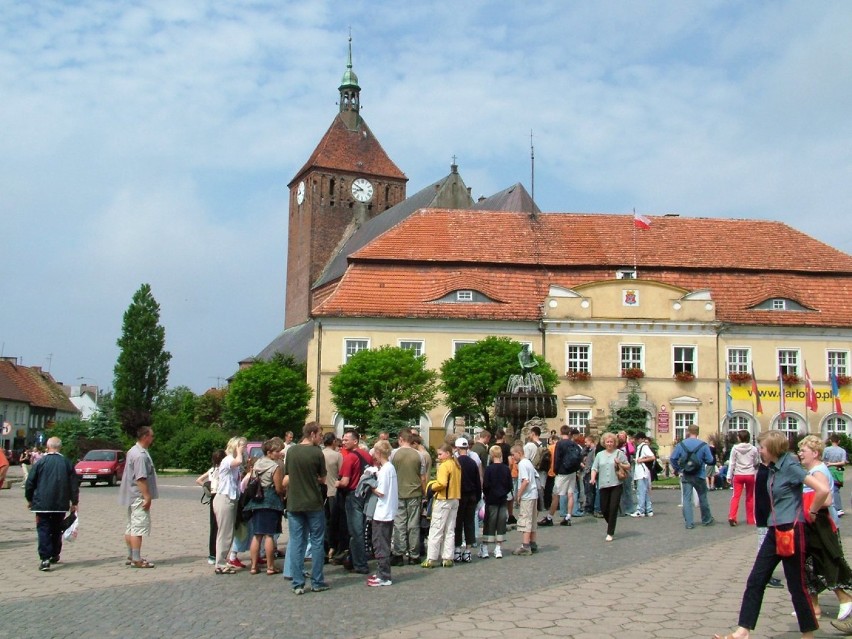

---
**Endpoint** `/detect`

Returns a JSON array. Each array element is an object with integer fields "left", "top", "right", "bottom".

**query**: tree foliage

[
  {"left": 439, "top": 336, "right": 559, "bottom": 431},
  {"left": 113, "top": 283, "right": 171, "bottom": 437},
  {"left": 606, "top": 390, "right": 649, "bottom": 437},
  {"left": 330, "top": 345, "right": 438, "bottom": 438},
  {"left": 224, "top": 355, "right": 312, "bottom": 441}
]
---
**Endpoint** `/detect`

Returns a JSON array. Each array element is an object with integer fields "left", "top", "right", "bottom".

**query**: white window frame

[
  {"left": 726, "top": 413, "right": 751, "bottom": 433},
  {"left": 616, "top": 269, "right": 636, "bottom": 280},
  {"left": 726, "top": 348, "right": 751, "bottom": 375},
  {"left": 674, "top": 412, "right": 696, "bottom": 442},
  {"left": 566, "top": 343, "right": 591, "bottom": 373},
  {"left": 824, "top": 415, "right": 850, "bottom": 439},
  {"left": 772, "top": 299, "right": 786, "bottom": 310},
  {"left": 453, "top": 340, "right": 475, "bottom": 356},
  {"left": 777, "top": 349, "right": 800, "bottom": 377},
  {"left": 566, "top": 410, "right": 591, "bottom": 434},
  {"left": 620, "top": 344, "right": 644, "bottom": 372},
  {"left": 673, "top": 345, "right": 696, "bottom": 375},
  {"left": 344, "top": 338, "right": 370, "bottom": 363},
  {"left": 828, "top": 350, "right": 849, "bottom": 377},
  {"left": 775, "top": 414, "right": 803, "bottom": 436},
  {"left": 398, "top": 339, "right": 424, "bottom": 358},
  {"left": 456, "top": 290, "right": 473, "bottom": 302}
]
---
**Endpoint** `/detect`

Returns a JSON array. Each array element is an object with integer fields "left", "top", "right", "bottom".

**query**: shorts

[
  {"left": 516, "top": 499, "right": 538, "bottom": 533},
  {"left": 554, "top": 473, "right": 577, "bottom": 497},
  {"left": 125, "top": 497, "right": 151, "bottom": 536}
]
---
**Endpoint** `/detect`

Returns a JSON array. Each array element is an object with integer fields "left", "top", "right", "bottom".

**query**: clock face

[
  {"left": 296, "top": 181, "right": 305, "bottom": 205},
  {"left": 351, "top": 178, "right": 373, "bottom": 203}
]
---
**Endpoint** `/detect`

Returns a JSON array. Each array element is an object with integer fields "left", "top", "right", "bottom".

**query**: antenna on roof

[{"left": 529, "top": 130, "right": 536, "bottom": 220}]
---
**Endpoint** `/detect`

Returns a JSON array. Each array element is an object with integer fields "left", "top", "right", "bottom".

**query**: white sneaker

[
  {"left": 453, "top": 548, "right": 463, "bottom": 562},
  {"left": 477, "top": 545, "right": 489, "bottom": 559},
  {"left": 628, "top": 512, "right": 640, "bottom": 517},
  {"left": 493, "top": 546, "right": 503, "bottom": 559},
  {"left": 647, "top": 512, "right": 654, "bottom": 517}
]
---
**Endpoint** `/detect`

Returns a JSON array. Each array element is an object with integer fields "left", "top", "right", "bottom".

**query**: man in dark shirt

[
  {"left": 283, "top": 422, "right": 328, "bottom": 594},
  {"left": 24, "top": 437, "right": 79, "bottom": 571}
]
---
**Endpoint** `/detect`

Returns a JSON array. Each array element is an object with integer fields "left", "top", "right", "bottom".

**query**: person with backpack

[
  {"left": 453, "top": 437, "right": 482, "bottom": 563},
  {"left": 539, "top": 425, "right": 583, "bottom": 527},
  {"left": 670, "top": 424, "right": 716, "bottom": 529}
]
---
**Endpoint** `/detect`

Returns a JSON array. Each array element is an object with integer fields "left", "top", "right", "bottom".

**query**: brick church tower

[{"left": 284, "top": 40, "right": 407, "bottom": 328}]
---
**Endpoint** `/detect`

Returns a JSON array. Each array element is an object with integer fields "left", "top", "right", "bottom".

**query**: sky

[{"left": 3, "top": 1, "right": 851, "bottom": 395}]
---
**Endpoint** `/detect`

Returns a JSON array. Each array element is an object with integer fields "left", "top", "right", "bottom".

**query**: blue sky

[{"left": 3, "top": 1, "right": 851, "bottom": 394}]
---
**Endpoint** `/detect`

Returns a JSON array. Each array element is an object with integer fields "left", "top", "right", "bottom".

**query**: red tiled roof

[
  {"left": 352, "top": 210, "right": 852, "bottom": 273},
  {"left": 290, "top": 115, "right": 407, "bottom": 185},
  {"left": 313, "top": 210, "right": 852, "bottom": 328},
  {"left": 0, "top": 361, "right": 79, "bottom": 412}
]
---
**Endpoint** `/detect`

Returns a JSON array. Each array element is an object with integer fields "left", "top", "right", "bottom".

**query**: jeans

[
  {"left": 286, "top": 510, "right": 326, "bottom": 589},
  {"left": 738, "top": 522, "right": 816, "bottom": 632},
  {"left": 344, "top": 492, "right": 368, "bottom": 571},
  {"left": 36, "top": 512, "right": 64, "bottom": 560},
  {"left": 620, "top": 474, "right": 636, "bottom": 514},
  {"left": 392, "top": 497, "right": 421, "bottom": 558},
  {"left": 680, "top": 474, "right": 713, "bottom": 527},
  {"left": 635, "top": 476, "right": 653, "bottom": 515}
]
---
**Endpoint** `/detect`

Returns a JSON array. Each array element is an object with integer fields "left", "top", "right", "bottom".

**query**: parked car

[{"left": 75, "top": 449, "right": 126, "bottom": 486}]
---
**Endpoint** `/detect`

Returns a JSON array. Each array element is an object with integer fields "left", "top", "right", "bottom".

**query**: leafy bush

[{"left": 173, "top": 426, "right": 230, "bottom": 474}]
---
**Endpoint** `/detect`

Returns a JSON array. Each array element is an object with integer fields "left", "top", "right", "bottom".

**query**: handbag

[
  {"left": 775, "top": 527, "right": 795, "bottom": 557},
  {"left": 614, "top": 455, "right": 628, "bottom": 481}
]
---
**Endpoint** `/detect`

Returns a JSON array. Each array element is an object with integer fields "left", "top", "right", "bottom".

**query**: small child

[{"left": 368, "top": 440, "right": 397, "bottom": 586}]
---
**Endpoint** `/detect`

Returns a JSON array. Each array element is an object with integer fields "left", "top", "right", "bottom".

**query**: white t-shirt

[
  {"left": 523, "top": 441, "right": 538, "bottom": 461},
  {"left": 517, "top": 457, "right": 539, "bottom": 500},
  {"left": 633, "top": 442, "right": 654, "bottom": 480},
  {"left": 372, "top": 462, "right": 399, "bottom": 522}
]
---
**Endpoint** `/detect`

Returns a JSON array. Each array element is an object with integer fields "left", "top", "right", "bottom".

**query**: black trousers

[
  {"left": 36, "top": 512, "right": 64, "bottom": 561},
  {"left": 599, "top": 484, "right": 623, "bottom": 536},
  {"left": 454, "top": 493, "right": 479, "bottom": 547},
  {"left": 738, "top": 522, "right": 818, "bottom": 633},
  {"left": 207, "top": 497, "right": 218, "bottom": 558}
]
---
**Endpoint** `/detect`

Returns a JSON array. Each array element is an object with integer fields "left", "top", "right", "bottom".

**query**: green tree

[
  {"left": 224, "top": 355, "right": 312, "bottom": 440},
  {"left": 606, "top": 389, "right": 649, "bottom": 437},
  {"left": 149, "top": 386, "right": 196, "bottom": 470},
  {"left": 113, "top": 283, "right": 172, "bottom": 437},
  {"left": 329, "top": 345, "right": 438, "bottom": 437},
  {"left": 439, "top": 336, "right": 558, "bottom": 431}
]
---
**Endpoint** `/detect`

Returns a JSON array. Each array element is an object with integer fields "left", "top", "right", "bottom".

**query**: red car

[{"left": 75, "top": 449, "right": 126, "bottom": 486}]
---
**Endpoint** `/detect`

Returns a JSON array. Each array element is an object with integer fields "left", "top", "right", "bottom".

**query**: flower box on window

[
  {"left": 837, "top": 375, "right": 851, "bottom": 387},
  {"left": 781, "top": 373, "right": 801, "bottom": 386},
  {"left": 674, "top": 371, "right": 695, "bottom": 382},
  {"left": 728, "top": 372, "right": 753, "bottom": 385},
  {"left": 566, "top": 370, "right": 591, "bottom": 381},
  {"left": 621, "top": 367, "right": 645, "bottom": 380}
]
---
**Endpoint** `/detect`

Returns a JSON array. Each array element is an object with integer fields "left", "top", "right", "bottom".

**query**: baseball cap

[{"left": 454, "top": 437, "right": 469, "bottom": 448}]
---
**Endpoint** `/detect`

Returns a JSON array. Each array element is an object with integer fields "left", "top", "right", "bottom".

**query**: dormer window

[
  {"left": 750, "top": 297, "right": 810, "bottom": 312},
  {"left": 616, "top": 269, "right": 636, "bottom": 280},
  {"left": 456, "top": 290, "right": 473, "bottom": 301},
  {"left": 432, "top": 289, "right": 495, "bottom": 304},
  {"left": 772, "top": 299, "right": 786, "bottom": 310}
]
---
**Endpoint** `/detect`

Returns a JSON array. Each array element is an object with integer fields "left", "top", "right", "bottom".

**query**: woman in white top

[
  {"left": 590, "top": 432, "right": 630, "bottom": 542},
  {"left": 726, "top": 430, "right": 760, "bottom": 526},
  {"left": 213, "top": 436, "right": 246, "bottom": 574}
]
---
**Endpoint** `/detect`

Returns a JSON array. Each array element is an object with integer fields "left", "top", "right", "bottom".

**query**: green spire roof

[{"left": 339, "top": 35, "right": 359, "bottom": 89}]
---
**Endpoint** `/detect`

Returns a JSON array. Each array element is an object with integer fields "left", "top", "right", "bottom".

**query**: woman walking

[
  {"left": 727, "top": 430, "right": 760, "bottom": 526},
  {"left": 590, "top": 432, "right": 630, "bottom": 542},
  {"left": 714, "top": 430, "right": 829, "bottom": 639}
]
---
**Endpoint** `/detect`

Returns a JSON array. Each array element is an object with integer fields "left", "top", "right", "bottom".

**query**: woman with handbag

[
  {"left": 714, "top": 430, "right": 829, "bottom": 639},
  {"left": 796, "top": 435, "right": 852, "bottom": 625},
  {"left": 196, "top": 449, "right": 225, "bottom": 564},
  {"left": 243, "top": 438, "right": 285, "bottom": 575},
  {"left": 213, "top": 436, "right": 246, "bottom": 575},
  {"left": 590, "top": 432, "right": 630, "bottom": 542}
]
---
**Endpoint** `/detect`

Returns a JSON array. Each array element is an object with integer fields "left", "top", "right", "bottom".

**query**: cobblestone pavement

[{"left": 2, "top": 467, "right": 850, "bottom": 639}]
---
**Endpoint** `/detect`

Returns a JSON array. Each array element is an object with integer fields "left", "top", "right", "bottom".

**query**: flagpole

[{"left": 632, "top": 208, "right": 637, "bottom": 272}]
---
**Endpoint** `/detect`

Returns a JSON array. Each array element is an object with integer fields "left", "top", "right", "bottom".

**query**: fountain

[{"left": 494, "top": 346, "right": 558, "bottom": 434}]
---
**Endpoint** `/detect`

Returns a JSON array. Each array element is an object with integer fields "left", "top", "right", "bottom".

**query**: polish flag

[
  {"left": 633, "top": 211, "right": 652, "bottom": 230},
  {"left": 804, "top": 365, "right": 818, "bottom": 412}
]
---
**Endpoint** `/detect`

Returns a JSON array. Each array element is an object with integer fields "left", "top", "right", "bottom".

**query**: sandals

[
  {"left": 129, "top": 559, "right": 155, "bottom": 569},
  {"left": 266, "top": 567, "right": 281, "bottom": 575},
  {"left": 249, "top": 567, "right": 260, "bottom": 575},
  {"left": 214, "top": 566, "right": 237, "bottom": 575}
]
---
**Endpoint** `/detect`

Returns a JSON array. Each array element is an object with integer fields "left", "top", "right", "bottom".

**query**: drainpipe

[{"left": 315, "top": 321, "right": 323, "bottom": 422}]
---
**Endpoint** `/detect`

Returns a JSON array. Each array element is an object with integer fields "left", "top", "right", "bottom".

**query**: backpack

[
  {"left": 557, "top": 440, "right": 583, "bottom": 475},
  {"left": 679, "top": 441, "right": 707, "bottom": 475},
  {"left": 534, "top": 445, "right": 551, "bottom": 472}
]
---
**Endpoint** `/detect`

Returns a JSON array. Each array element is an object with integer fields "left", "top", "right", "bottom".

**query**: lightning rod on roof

[{"left": 530, "top": 130, "right": 536, "bottom": 219}]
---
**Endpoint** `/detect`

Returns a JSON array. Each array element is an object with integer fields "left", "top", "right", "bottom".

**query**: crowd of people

[{"left": 16, "top": 417, "right": 852, "bottom": 637}]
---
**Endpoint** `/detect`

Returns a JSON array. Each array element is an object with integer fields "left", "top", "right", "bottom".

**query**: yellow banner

[{"left": 729, "top": 385, "right": 851, "bottom": 404}]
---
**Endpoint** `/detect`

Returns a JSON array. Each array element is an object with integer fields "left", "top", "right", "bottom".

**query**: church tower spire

[{"left": 338, "top": 35, "right": 361, "bottom": 128}]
